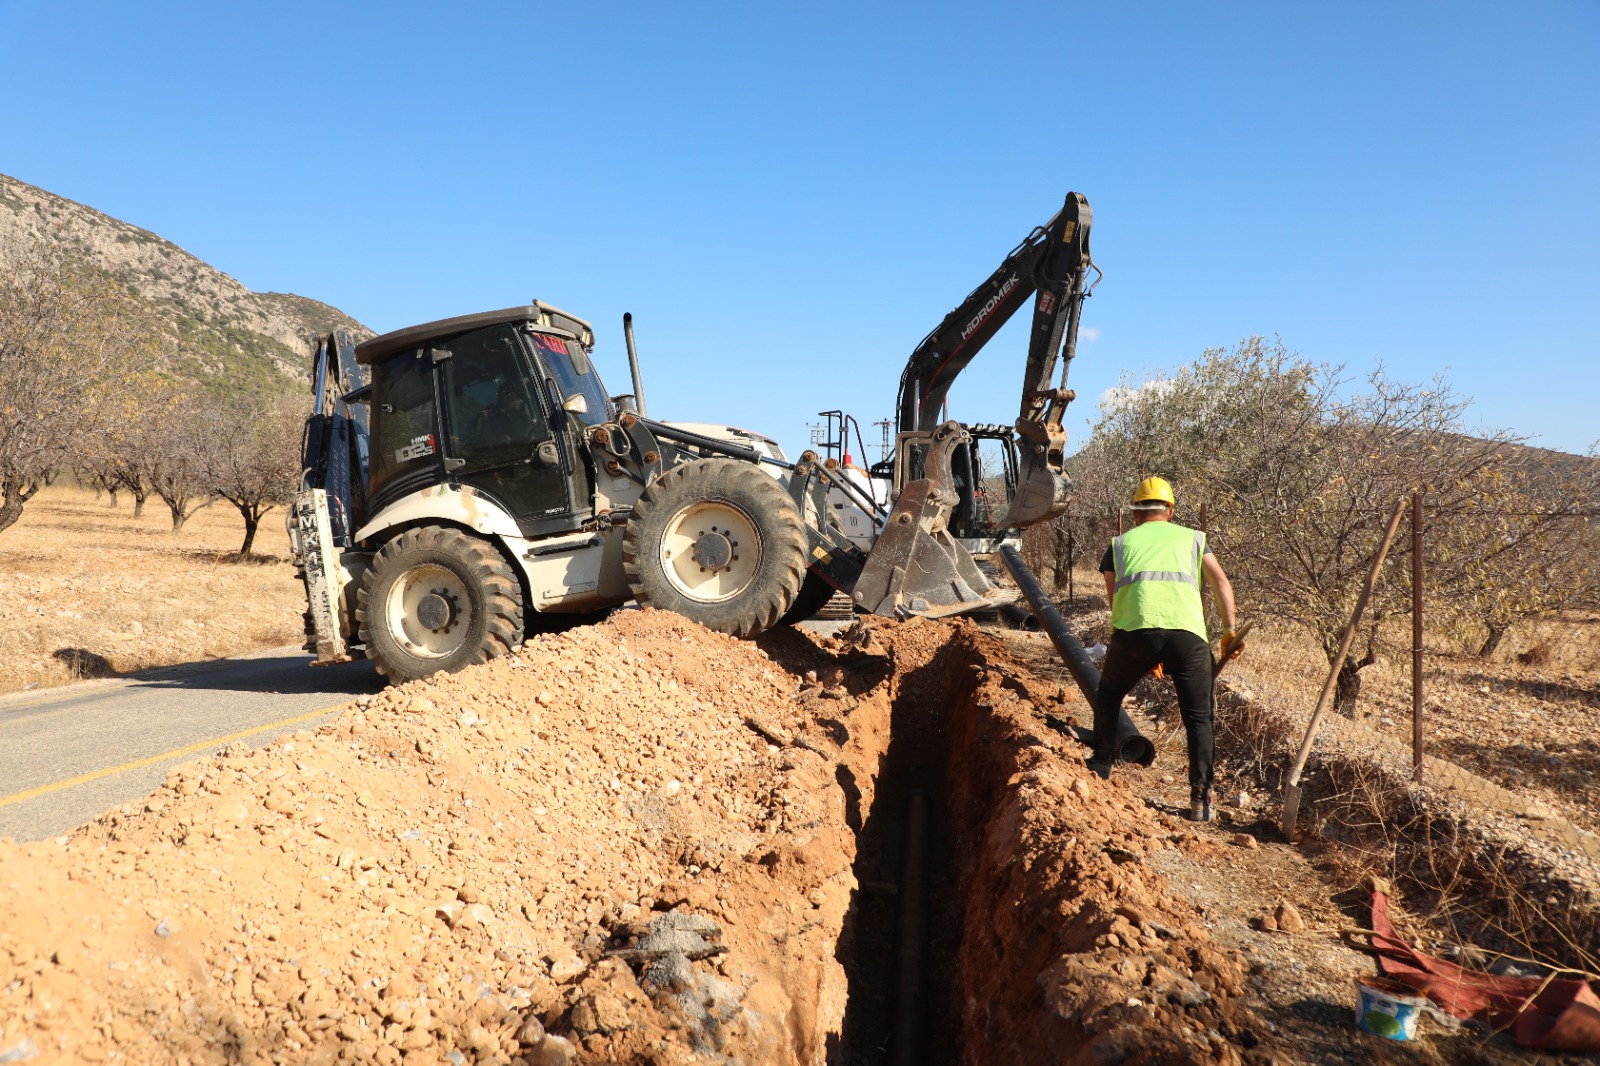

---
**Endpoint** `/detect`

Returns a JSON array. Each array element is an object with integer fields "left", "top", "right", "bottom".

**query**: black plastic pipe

[
  {"left": 998, "top": 545, "right": 1155, "bottom": 767},
  {"left": 999, "top": 601, "right": 1041, "bottom": 631},
  {"left": 889, "top": 789, "right": 928, "bottom": 1066}
]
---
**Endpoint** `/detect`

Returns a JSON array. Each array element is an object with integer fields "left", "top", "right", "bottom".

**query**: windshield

[{"left": 528, "top": 332, "right": 611, "bottom": 430}]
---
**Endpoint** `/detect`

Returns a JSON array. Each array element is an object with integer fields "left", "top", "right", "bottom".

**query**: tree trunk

[
  {"left": 132, "top": 490, "right": 146, "bottom": 518},
  {"left": 238, "top": 507, "right": 262, "bottom": 558},
  {"left": 1477, "top": 625, "right": 1507, "bottom": 659},
  {"left": 169, "top": 500, "right": 188, "bottom": 534},
  {"left": 0, "top": 474, "right": 36, "bottom": 536},
  {"left": 0, "top": 491, "right": 23, "bottom": 536},
  {"left": 1334, "top": 660, "right": 1364, "bottom": 716},
  {"left": 107, "top": 488, "right": 119, "bottom": 508}
]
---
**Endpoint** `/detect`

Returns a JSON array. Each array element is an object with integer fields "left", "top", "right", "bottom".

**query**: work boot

[
  {"left": 1085, "top": 756, "right": 1112, "bottom": 781},
  {"left": 1187, "top": 789, "right": 1214, "bottom": 823}
]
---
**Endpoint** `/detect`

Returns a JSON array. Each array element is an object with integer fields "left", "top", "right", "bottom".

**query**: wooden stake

[{"left": 1281, "top": 497, "right": 1409, "bottom": 838}]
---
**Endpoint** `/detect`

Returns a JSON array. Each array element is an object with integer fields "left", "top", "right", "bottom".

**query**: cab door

[{"left": 437, "top": 323, "right": 574, "bottom": 532}]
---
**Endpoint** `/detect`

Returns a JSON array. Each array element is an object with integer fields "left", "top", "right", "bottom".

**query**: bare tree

[
  {"left": 137, "top": 384, "right": 217, "bottom": 535},
  {"left": 0, "top": 239, "right": 149, "bottom": 534},
  {"left": 202, "top": 392, "right": 302, "bottom": 556},
  {"left": 90, "top": 373, "right": 177, "bottom": 519},
  {"left": 1422, "top": 445, "right": 1600, "bottom": 657}
]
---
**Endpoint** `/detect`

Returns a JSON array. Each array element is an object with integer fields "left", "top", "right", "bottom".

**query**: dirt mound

[
  {"left": 0, "top": 611, "right": 1286, "bottom": 1064},
  {"left": 944, "top": 636, "right": 1270, "bottom": 1064}
]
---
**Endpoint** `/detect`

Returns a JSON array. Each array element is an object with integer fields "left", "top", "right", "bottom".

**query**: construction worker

[{"left": 1090, "top": 477, "right": 1239, "bottom": 822}]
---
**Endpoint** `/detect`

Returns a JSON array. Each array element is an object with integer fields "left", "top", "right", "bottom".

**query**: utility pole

[{"left": 873, "top": 419, "right": 893, "bottom": 465}]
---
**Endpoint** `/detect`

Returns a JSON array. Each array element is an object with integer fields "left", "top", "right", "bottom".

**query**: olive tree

[{"left": 1080, "top": 337, "right": 1525, "bottom": 713}]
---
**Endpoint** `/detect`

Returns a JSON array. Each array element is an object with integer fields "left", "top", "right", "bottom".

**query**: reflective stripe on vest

[{"left": 1112, "top": 528, "right": 1204, "bottom": 592}]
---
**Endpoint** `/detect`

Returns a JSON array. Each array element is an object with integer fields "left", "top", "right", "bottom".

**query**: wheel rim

[
  {"left": 660, "top": 500, "right": 763, "bottom": 603},
  {"left": 384, "top": 563, "right": 473, "bottom": 659}
]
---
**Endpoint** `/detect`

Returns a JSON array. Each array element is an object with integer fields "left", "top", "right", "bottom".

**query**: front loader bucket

[
  {"left": 1000, "top": 448, "right": 1072, "bottom": 527},
  {"left": 853, "top": 477, "right": 1017, "bottom": 619}
]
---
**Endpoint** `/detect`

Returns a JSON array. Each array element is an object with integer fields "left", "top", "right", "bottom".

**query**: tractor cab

[{"left": 356, "top": 303, "right": 614, "bottom": 540}]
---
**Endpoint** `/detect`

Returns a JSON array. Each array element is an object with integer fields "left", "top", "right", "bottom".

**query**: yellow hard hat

[{"left": 1131, "top": 476, "right": 1175, "bottom": 509}]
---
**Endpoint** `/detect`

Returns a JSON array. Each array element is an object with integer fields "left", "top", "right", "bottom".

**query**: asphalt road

[{"left": 0, "top": 647, "right": 383, "bottom": 843}]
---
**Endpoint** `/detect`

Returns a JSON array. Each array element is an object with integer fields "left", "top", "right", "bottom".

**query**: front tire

[
  {"left": 357, "top": 526, "right": 524, "bottom": 684},
  {"left": 623, "top": 459, "right": 807, "bottom": 638}
]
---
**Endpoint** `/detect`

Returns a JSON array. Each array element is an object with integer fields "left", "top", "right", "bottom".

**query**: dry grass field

[
  {"left": 0, "top": 485, "right": 305, "bottom": 694},
  {"left": 1227, "top": 611, "right": 1600, "bottom": 838}
]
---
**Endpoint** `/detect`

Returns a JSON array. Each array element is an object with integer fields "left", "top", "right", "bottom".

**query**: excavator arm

[{"left": 894, "top": 192, "right": 1095, "bottom": 527}]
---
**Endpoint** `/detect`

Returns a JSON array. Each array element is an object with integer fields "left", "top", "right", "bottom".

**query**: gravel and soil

[
  {"left": 3, "top": 601, "right": 1594, "bottom": 1064},
  {"left": 0, "top": 609, "right": 1272, "bottom": 1065}
]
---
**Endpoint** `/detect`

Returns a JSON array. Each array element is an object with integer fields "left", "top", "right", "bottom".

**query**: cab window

[
  {"left": 440, "top": 324, "right": 550, "bottom": 470},
  {"left": 368, "top": 349, "right": 439, "bottom": 500},
  {"left": 528, "top": 332, "right": 611, "bottom": 431}
]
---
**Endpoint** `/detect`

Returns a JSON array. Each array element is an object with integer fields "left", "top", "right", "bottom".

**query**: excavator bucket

[
  {"left": 1001, "top": 430, "right": 1072, "bottom": 527},
  {"left": 852, "top": 422, "right": 1018, "bottom": 619}
]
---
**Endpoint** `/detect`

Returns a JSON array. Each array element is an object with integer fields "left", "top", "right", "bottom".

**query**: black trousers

[{"left": 1093, "top": 627, "right": 1215, "bottom": 792}]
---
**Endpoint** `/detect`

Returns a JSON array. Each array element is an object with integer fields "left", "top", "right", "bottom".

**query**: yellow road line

[{"left": 0, "top": 707, "right": 337, "bottom": 809}]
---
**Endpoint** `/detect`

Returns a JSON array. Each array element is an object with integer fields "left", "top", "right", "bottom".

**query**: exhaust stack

[{"left": 623, "top": 312, "right": 648, "bottom": 418}]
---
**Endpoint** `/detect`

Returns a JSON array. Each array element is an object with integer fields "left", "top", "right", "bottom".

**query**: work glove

[{"left": 1219, "top": 629, "right": 1244, "bottom": 662}]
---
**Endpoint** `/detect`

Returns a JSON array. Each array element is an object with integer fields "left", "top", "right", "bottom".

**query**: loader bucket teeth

[{"left": 852, "top": 478, "right": 1016, "bottom": 619}]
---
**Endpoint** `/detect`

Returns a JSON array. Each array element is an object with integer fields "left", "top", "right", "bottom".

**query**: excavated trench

[
  {"left": 0, "top": 614, "right": 1280, "bottom": 1065},
  {"left": 757, "top": 621, "right": 967, "bottom": 1065},
  {"left": 759, "top": 620, "right": 1281, "bottom": 1066}
]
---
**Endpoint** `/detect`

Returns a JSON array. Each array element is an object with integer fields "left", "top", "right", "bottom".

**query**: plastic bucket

[{"left": 1355, "top": 975, "right": 1429, "bottom": 1040}]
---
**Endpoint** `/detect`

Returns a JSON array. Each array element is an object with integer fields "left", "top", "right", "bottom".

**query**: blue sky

[{"left": 3, "top": 1, "right": 1596, "bottom": 460}]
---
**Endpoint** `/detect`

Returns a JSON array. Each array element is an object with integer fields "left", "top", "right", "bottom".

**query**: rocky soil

[{"left": 0, "top": 608, "right": 1320, "bottom": 1066}]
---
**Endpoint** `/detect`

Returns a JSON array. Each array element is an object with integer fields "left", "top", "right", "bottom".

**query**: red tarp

[{"left": 1366, "top": 886, "right": 1600, "bottom": 1051}]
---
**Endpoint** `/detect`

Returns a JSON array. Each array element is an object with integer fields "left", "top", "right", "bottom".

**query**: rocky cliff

[{"left": 0, "top": 173, "right": 370, "bottom": 393}]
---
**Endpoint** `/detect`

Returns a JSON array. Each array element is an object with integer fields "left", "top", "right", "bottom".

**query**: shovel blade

[{"left": 1281, "top": 781, "right": 1303, "bottom": 839}]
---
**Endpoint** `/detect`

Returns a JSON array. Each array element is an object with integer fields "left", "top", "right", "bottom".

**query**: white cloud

[{"left": 1079, "top": 327, "right": 1101, "bottom": 343}]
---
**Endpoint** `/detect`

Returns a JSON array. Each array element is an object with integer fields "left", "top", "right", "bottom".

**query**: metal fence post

[{"left": 1412, "top": 491, "right": 1425, "bottom": 783}]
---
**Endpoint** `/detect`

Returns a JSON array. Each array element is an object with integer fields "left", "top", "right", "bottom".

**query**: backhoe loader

[{"left": 290, "top": 194, "right": 1094, "bottom": 684}]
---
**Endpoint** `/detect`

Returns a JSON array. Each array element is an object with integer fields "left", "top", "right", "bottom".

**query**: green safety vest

[{"left": 1109, "top": 521, "right": 1208, "bottom": 639}]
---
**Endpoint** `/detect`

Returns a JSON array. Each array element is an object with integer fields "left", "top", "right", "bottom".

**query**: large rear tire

[
  {"left": 623, "top": 459, "right": 807, "bottom": 638},
  {"left": 357, "top": 526, "right": 524, "bottom": 684}
]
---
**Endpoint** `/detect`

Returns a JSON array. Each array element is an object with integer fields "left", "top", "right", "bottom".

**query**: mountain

[{"left": 0, "top": 173, "right": 370, "bottom": 396}]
